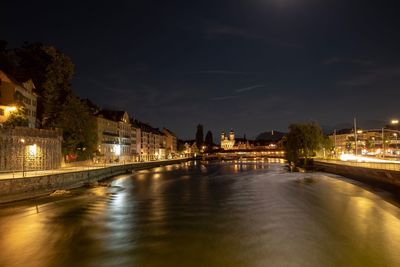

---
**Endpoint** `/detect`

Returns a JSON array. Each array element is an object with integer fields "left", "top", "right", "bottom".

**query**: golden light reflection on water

[
  {"left": 0, "top": 212, "right": 46, "bottom": 267},
  {"left": 1, "top": 162, "right": 400, "bottom": 267}
]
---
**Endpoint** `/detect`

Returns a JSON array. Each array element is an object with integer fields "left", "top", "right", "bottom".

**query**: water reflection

[{"left": 0, "top": 161, "right": 399, "bottom": 267}]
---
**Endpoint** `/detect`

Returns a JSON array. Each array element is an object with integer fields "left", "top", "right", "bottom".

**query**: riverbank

[
  {"left": 0, "top": 158, "right": 192, "bottom": 204},
  {"left": 314, "top": 159, "right": 400, "bottom": 194}
]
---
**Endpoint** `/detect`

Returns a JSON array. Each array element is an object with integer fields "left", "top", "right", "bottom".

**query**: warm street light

[
  {"left": 6, "top": 106, "right": 17, "bottom": 112},
  {"left": 28, "top": 144, "right": 37, "bottom": 156},
  {"left": 391, "top": 119, "right": 399, "bottom": 125},
  {"left": 20, "top": 139, "right": 25, "bottom": 177}
]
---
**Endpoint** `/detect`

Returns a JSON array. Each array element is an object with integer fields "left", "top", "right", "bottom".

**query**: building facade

[
  {"left": 0, "top": 70, "right": 37, "bottom": 128},
  {"left": 134, "top": 120, "right": 166, "bottom": 161},
  {"left": 221, "top": 130, "right": 235, "bottom": 150},
  {"left": 95, "top": 110, "right": 131, "bottom": 163},
  {"left": 329, "top": 128, "right": 400, "bottom": 157},
  {"left": 183, "top": 140, "right": 199, "bottom": 157},
  {"left": 219, "top": 129, "right": 284, "bottom": 153},
  {"left": 162, "top": 128, "right": 177, "bottom": 158},
  {"left": 130, "top": 120, "right": 142, "bottom": 162}
]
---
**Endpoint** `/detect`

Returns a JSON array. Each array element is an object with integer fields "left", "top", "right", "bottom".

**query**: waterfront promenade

[
  {"left": 0, "top": 158, "right": 191, "bottom": 203},
  {"left": 0, "top": 159, "right": 190, "bottom": 180}
]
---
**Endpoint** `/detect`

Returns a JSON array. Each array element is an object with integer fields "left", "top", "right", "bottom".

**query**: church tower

[
  {"left": 229, "top": 130, "right": 235, "bottom": 141},
  {"left": 221, "top": 132, "right": 226, "bottom": 142}
]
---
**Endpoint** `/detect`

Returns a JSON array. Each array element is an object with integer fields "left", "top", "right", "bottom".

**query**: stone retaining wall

[
  {"left": 0, "top": 127, "right": 62, "bottom": 171},
  {"left": 0, "top": 158, "right": 190, "bottom": 203},
  {"left": 314, "top": 160, "right": 400, "bottom": 189}
]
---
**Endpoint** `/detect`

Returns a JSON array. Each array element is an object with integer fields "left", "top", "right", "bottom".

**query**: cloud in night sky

[
  {"left": 324, "top": 57, "right": 374, "bottom": 66},
  {"left": 210, "top": 95, "right": 239, "bottom": 101},
  {"left": 204, "top": 22, "right": 299, "bottom": 48},
  {"left": 338, "top": 66, "right": 400, "bottom": 87},
  {"left": 235, "top": 84, "right": 266, "bottom": 93},
  {"left": 191, "top": 70, "right": 251, "bottom": 75}
]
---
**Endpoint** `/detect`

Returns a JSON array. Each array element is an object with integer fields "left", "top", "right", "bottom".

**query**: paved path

[
  {"left": 0, "top": 158, "right": 191, "bottom": 180},
  {"left": 0, "top": 159, "right": 187, "bottom": 180},
  {"left": 0, "top": 165, "right": 110, "bottom": 180}
]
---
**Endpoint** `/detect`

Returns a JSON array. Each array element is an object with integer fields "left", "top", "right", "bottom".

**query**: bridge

[{"left": 203, "top": 149, "right": 285, "bottom": 160}]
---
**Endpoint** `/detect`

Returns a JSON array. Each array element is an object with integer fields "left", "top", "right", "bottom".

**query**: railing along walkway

[{"left": 315, "top": 159, "right": 400, "bottom": 172}]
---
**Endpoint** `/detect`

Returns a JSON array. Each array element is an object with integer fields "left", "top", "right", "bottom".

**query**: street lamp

[
  {"left": 20, "top": 138, "right": 25, "bottom": 177},
  {"left": 390, "top": 120, "right": 399, "bottom": 158}
]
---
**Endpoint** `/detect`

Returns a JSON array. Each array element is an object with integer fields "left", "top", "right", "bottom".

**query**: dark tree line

[
  {"left": 0, "top": 41, "right": 97, "bottom": 160},
  {"left": 195, "top": 124, "right": 214, "bottom": 152}
]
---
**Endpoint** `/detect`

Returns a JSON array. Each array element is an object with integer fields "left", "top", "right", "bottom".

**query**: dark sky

[{"left": 2, "top": 0, "right": 400, "bottom": 139}]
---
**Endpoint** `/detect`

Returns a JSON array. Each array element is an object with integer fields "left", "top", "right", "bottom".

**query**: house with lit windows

[
  {"left": 0, "top": 70, "right": 37, "bottom": 128},
  {"left": 95, "top": 109, "right": 131, "bottom": 163}
]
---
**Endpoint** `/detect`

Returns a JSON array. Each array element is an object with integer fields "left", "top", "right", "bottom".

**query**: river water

[{"left": 0, "top": 160, "right": 400, "bottom": 267}]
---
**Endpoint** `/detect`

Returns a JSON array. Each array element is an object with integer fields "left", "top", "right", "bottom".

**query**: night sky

[{"left": 2, "top": 0, "right": 400, "bottom": 139}]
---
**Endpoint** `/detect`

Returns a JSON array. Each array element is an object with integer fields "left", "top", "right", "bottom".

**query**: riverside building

[
  {"left": 134, "top": 120, "right": 166, "bottom": 161},
  {"left": 0, "top": 70, "right": 38, "bottom": 128},
  {"left": 162, "top": 128, "right": 177, "bottom": 158},
  {"left": 95, "top": 110, "right": 131, "bottom": 163}
]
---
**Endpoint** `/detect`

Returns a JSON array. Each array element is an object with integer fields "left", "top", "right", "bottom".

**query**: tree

[
  {"left": 54, "top": 96, "right": 97, "bottom": 160},
  {"left": 205, "top": 130, "right": 214, "bottom": 150},
  {"left": 3, "top": 42, "right": 74, "bottom": 127},
  {"left": 0, "top": 40, "right": 18, "bottom": 75},
  {"left": 195, "top": 124, "right": 204, "bottom": 149},
  {"left": 283, "top": 122, "right": 324, "bottom": 166},
  {"left": 2, "top": 105, "right": 29, "bottom": 128}
]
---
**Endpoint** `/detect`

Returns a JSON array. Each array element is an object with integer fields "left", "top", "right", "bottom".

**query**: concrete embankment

[
  {"left": 0, "top": 158, "right": 191, "bottom": 204},
  {"left": 314, "top": 160, "right": 400, "bottom": 192}
]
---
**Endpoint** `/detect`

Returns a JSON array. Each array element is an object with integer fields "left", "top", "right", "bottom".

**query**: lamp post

[
  {"left": 354, "top": 118, "right": 358, "bottom": 156},
  {"left": 333, "top": 129, "right": 337, "bottom": 158},
  {"left": 394, "top": 133, "right": 398, "bottom": 159},
  {"left": 382, "top": 128, "right": 385, "bottom": 159},
  {"left": 20, "top": 138, "right": 25, "bottom": 177},
  {"left": 390, "top": 119, "right": 399, "bottom": 159}
]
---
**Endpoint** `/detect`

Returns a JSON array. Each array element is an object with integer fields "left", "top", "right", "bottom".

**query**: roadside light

[
  {"left": 391, "top": 119, "right": 399, "bottom": 125},
  {"left": 28, "top": 144, "right": 37, "bottom": 156},
  {"left": 357, "top": 130, "right": 363, "bottom": 134},
  {"left": 6, "top": 106, "right": 17, "bottom": 112}
]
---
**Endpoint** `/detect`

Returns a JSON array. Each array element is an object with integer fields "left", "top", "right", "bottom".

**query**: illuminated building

[
  {"left": 0, "top": 70, "right": 37, "bottom": 128},
  {"left": 162, "top": 128, "right": 177, "bottom": 158},
  {"left": 220, "top": 130, "right": 235, "bottom": 150},
  {"left": 220, "top": 129, "right": 283, "bottom": 151},
  {"left": 95, "top": 110, "right": 131, "bottom": 163},
  {"left": 182, "top": 140, "right": 199, "bottom": 157},
  {"left": 133, "top": 120, "right": 166, "bottom": 161},
  {"left": 130, "top": 120, "right": 141, "bottom": 162},
  {"left": 329, "top": 128, "right": 400, "bottom": 157}
]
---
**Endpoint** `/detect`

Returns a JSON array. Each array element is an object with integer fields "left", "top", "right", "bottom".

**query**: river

[{"left": 0, "top": 160, "right": 399, "bottom": 267}]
